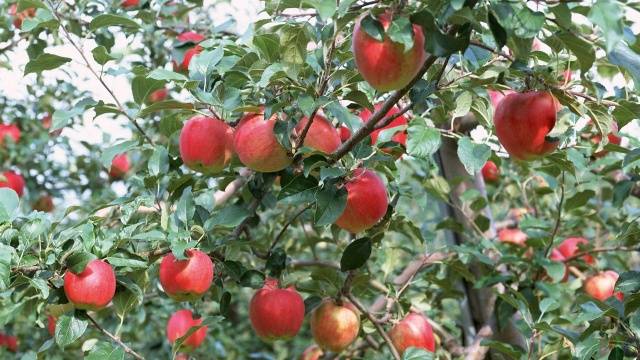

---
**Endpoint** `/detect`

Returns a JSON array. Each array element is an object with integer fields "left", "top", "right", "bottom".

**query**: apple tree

[{"left": 1, "top": 0, "right": 640, "bottom": 359}]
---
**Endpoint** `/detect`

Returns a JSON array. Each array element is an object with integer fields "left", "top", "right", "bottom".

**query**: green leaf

[
  {"left": 0, "top": 188, "right": 20, "bottom": 222},
  {"left": 488, "top": 12, "right": 507, "bottom": 49},
  {"left": 89, "top": 14, "right": 140, "bottom": 31},
  {"left": 24, "top": 53, "right": 71, "bottom": 75},
  {"left": 21, "top": 8, "right": 57, "bottom": 32},
  {"left": 91, "top": 46, "right": 117, "bottom": 65},
  {"left": 280, "top": 25, "right": 308, "bottom": 64},
  {"left": 100, "top": 140, "right": 138, "bottom": 168},
  {"left": 340, "top": 238, "right": 372, "bottom": 271},
  {"left": 175, "top": 187, "right": 194, "bottom": 226},
  {"left": 589, "top": 0, "right": 624, "bottom": 53},
  {"left": 387, "top": 17, "right": 414, "bottom": 52},
  {"left": 360, "top": 15, "right": 384, "bottom": 41},
  {"left": 148, "top": 146, "right": 169, "bottom": 177},
  {"left": 138, "top": 100, "right": 195, "bottom": 117},
  {"left": 65, "top": 252, "right": 97, "bottom": 274},
  {"left": 314, "top": 182, "right": 347, "bottom": 226},
  {"left": 452, "top": 91, "right": 473, "bottom": 118},
  {"left": 609, "top": 42, "right": 640, "bottom": 92},
  {"left": 406, "top": 123, "right": 440, "bottom": 159},
  {"left": 189, "top": 47, "right": 224, "bottom": 77},
  {"left": 457, "top": 137, "right": 491, "bottom": 175},
  {"left": 615, "top": 271, "right": 640, "bottom": 294},
  {"left": 105, "top": 256, "right": 147, "bottom": 268},
  {"left": 131, "top": 75, "right": 164, "bottom": 105},
  {"left": 85, "top": 342, "right": 125, "bottom": 360},
  {"left": 55, "top": 315, "right": 88, "bottom": 348},
  {"left": 240, "top": 270, "right": 265, "bottom": 288},
  {"left": 402, "top": 347, "right": 434, "bottom": 360},
  {"left": 564, "top": 190, "right": 595, "bottom": 211},
  {"left": 51, "top": 98, "right": 96, "bottom": 131},
  {"left": 303, "top": 0, "right": 336, "bottom": 20},
  {"left": 253, "top": 34, "right": 280, "bottom": 62},
  {"left": 0, "top": 244, "right": 14, "bottom": 290},
  {"left": 205, "top": 204, "right": 251, "bottom": 229},
  {"left": 29, "top": 278, "right": 49, "bottom": 299},
  {"left": 148, "top": 69, "right": 189, "bottom": 82},
  {"left": 555, "top": 31, "right": 595, "bottom": 74}
]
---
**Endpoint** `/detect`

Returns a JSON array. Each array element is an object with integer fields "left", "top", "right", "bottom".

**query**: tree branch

[
  {"left": 268, "top": 203, "right": 313, "bottom": 254},
  {"left": 346, "top": 294, "right": 401, "bottom": 360},
  {"left": 87, "top": 314, "right": 145, "bottom": 360}
]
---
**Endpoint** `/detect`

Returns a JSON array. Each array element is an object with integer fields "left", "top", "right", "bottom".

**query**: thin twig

[
  {"left": 564, "top": 246, "right": 636, "bottom": 263},
  {"left": 543, "top": 171, "right": 565, "bottom": 258},
  {"left": 87, "top": 314, "right": 145, "bottom": 360},
  {"left": 468, "top": 40, "right": 514, "bottom": 62},
  {"left": 268, "top": 203, "right": 313, "bottom": 254},
  {"left": 346, "top": 294, "right": 401, "bottom": 360}
]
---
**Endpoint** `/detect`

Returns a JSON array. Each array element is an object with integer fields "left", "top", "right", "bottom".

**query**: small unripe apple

[
  {"left": 339, "top": 126, "right": 351, "bottom": 142},
  {"left": 592, "top": 121, "right": 622, "bottom": 157},
  {"left": 0, "top": 123, "right": 21, "bottom": 146},
  {"left": 335, "top": 168, "right": 388, "bottom": 233},
  {"left": 33, "top": 194, "right": 54, "bottom": 212},
  {"left": 47, "top": 315, "right": 56, "bottom": 336},
  {"left": 310, "top": 298, "right": 360, "bottom": 353},
  {"left": 148, "top": 88, "right": 168, "bottom": 103},
  {"left": 300, "top": 344, "right": 323, "bottom": 360},
  {"left": 159, "top": 249, "right": 214, "bottom": 301},
  {"left": 0, "top": 170, "right": 25, "bottom": 197},
  {"left": 498, "top": 228, "right": 527, "bottom": 247},
  {"left": 359, "top": 103, "right": 408, "bottom": 150},
  {"left": 294, "top": 115, "right": 341, "bottom": 154},
  {"left": 173, "top": 32, "right": 205, "bottom": 73},
  {"left": 481, "top": 160, "right": 500, "bottom": 183},
  {"left": 584, "top": 270, "right": 624, "bottom": 302},
  {"left": 352, "top": 12, "right": 427, "bottom": 92},
  {"left": 166, "top": 309, "right": 208, "bottom": 352},
  {"left": 109, "top": 153, "right": 131, "bottom": 179},
  {"left": 8, "top": 3, "right": 35, "bottom": 29},
  {"left": 389, "top": 312, "right": 435, "bottom": 355},
  {"left": 234, "top": 112, "right": 293, "bottom": 173},
  {"left": 121, "top": 0, "right": 139, "bottom": 8},
  {"left": 64, "top": 259, "right": 116, "bottom": 311},
  {"left": 179, "top": 115, "right": 234, "bottom": 174},
  {"left": 494, "top": 91, "right": 559, "bottom": 160},
  {"left": 249, "top": 278, "right": 305, "bottom": 341}
]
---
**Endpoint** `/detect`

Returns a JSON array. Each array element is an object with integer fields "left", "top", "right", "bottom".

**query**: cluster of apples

[{"left": 249, "top": 278, "right": 435, "bottom": 358}]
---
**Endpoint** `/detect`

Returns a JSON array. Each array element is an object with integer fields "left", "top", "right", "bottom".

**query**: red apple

[
  {"left": 339, "top": 126, "right": 351, "bottom": 142},
  {"left": 249, "top": 278, "right": 305, "bottom": 341},
  {"left": 487, "top": 89, "right": 515, "bottom": 110},
  {"left": 8, "top": 3, "right": 35, "bottom": 29},
  {"left": 552, "top": 237, "right": 594, "bottom": 264},
  {"left": 0, "top": 123, "right": 21, "bottom": 146},
  {"left": 47, "top": 315, "right": 56, "bottom": 336},
  {"left": 166, "top": 309, "right": 207, "bottom": 352},
  {"left": 109, "top": 153, "right": 131, "bottom": 179},
  {"left": 121, "top": 0, "right": 139, "bottom": 8},
  {"left": 148, "top": 88, "right": 168, "bottom": 103},
  {"left": 233, "top": 112, "right": 293, "bottom": 173},
  {"left": 389, "top": 312, "right": 436, "bottom": 356},
  {"left": 335, "top": 168, "right": 388, "bottom": 233},
  {"left": 33, "top": 194, "right": 54, "bottom": 212},
  {"left": 584, "top": 270, "right": 624, "bottom": 302},
  {"left": 300, "top": 345, "right": 323, "bottom": 360},
  {"left": 592, "top": 121, "right": 622, "bottom": 157},
  {"left": 159, "top": 249, "right": 214, "bottom": 301},
  {"left": 494, "top": 91, "right": 559, "bottom": 160},
  {"left": 0, "top": 333, "right": 18, "bottom": 352},
  {"left": 63, "top": 259, "right": 116, "bottom": 311},
  {"left": 179, "top": 115, "right": 234, "bottom": 174},
  {"left": 352, "top": 11, "right": 427, "bottom": 92},
  {"left": 310, "top": 298, "right": 360, "bottom": 353},
  {"left": 481, "top": 160, "right": 500, "bottom": 183},
  {"left": 0, "top": 170, "right": 25, "bottom": 197},
  {"left": 294, "top": 115, "right": 341, "bottom": 154},
  {"left": 359, "top": 103, "right": 408, "bottom": 149},
  {"left": 498, "top": 228, "right": 527, "bottom": 247},
  {"left": 173, "top": 32, "right": 205, "bottom": 73}
]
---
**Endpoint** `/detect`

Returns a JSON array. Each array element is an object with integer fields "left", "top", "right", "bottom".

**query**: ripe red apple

[
  {"left": 584, "top": 270, "right": 624, "bottom": 302},
  {"left": 33, "top": 194, "right": 54, "bottom": 212},
  {"left": 592, "top": 121, "right": 622, "bottom": 157},
  {"left": 148, "top": 88, "right": 168, "bottom": 103},
  {"left": 551, "top": 237, "right": 594, "bottom": 264},
  {"left": 389, "top": 312, "right": 435, "bottom": 356},
  {"left": 494, "top": 91, "right": 559, "bottom": 160},
  {"left": 339, "top": 126, "right": 351, "bottom": 142},
  {"left": 481, "top": 160, "right": 500, "bottom": 183},
  {"left": 166, "top": 309, "right": 208, "bottom": 352},
  {"left": 0, "top": 333, "right": 18, "bottom": 352},
  {"left": 159, "top": 249, "right": 214, "bottom": 301},
  {"left": 179, "top": 115, "right": 234, "bottom": 174},
  {"left": 359, "top": 103, "right": 408, "bottom": 151},
  {"left": 335, "top": 168, "right": 388, "bottom": 233},
  {"left": 300, "top": 345, "right": 323, "bottom": 360},
  {"left": 0, "top": 123, "right": 21, "bottom": 146},
  {"left": 233, "top": 112, "right": 293, "bottom": 173},
  {"left": 64, "top": 259, "right": 116, "bottom": 311},
  {"left": 47, "top": 315, "right": 56, "bottom": 336},
  {"left": 352, "top": 11, "right": 427, "bottom": 92},
  {"left": 0, "top": 170, "right": 25, "bottom": 197},
  {"left": 310, "top": 298, "right": 360, "bottom": 353},
  {"left": 294, "top": 115, "right": 341, "bottom": 154},
  {"left": 498, "top": 228, "right": 527, "bottom": 247},
  {"left": 121, "top": 0, "right": 139, "bottom": 8},
  {"left": 8, "top": 3, "right": 35, "bottom": 29},
  {"left": 249, "top": 278, "right": 305, "bottom": 341},
  {"left": 487, "top": 89, "right": 514, "bottom": 110},
  {"left": 173, "top": 32, "right": 205, "bottom": 72},
  {"left": 109, "top": 153, "right": 130, "bottom": 179}
]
